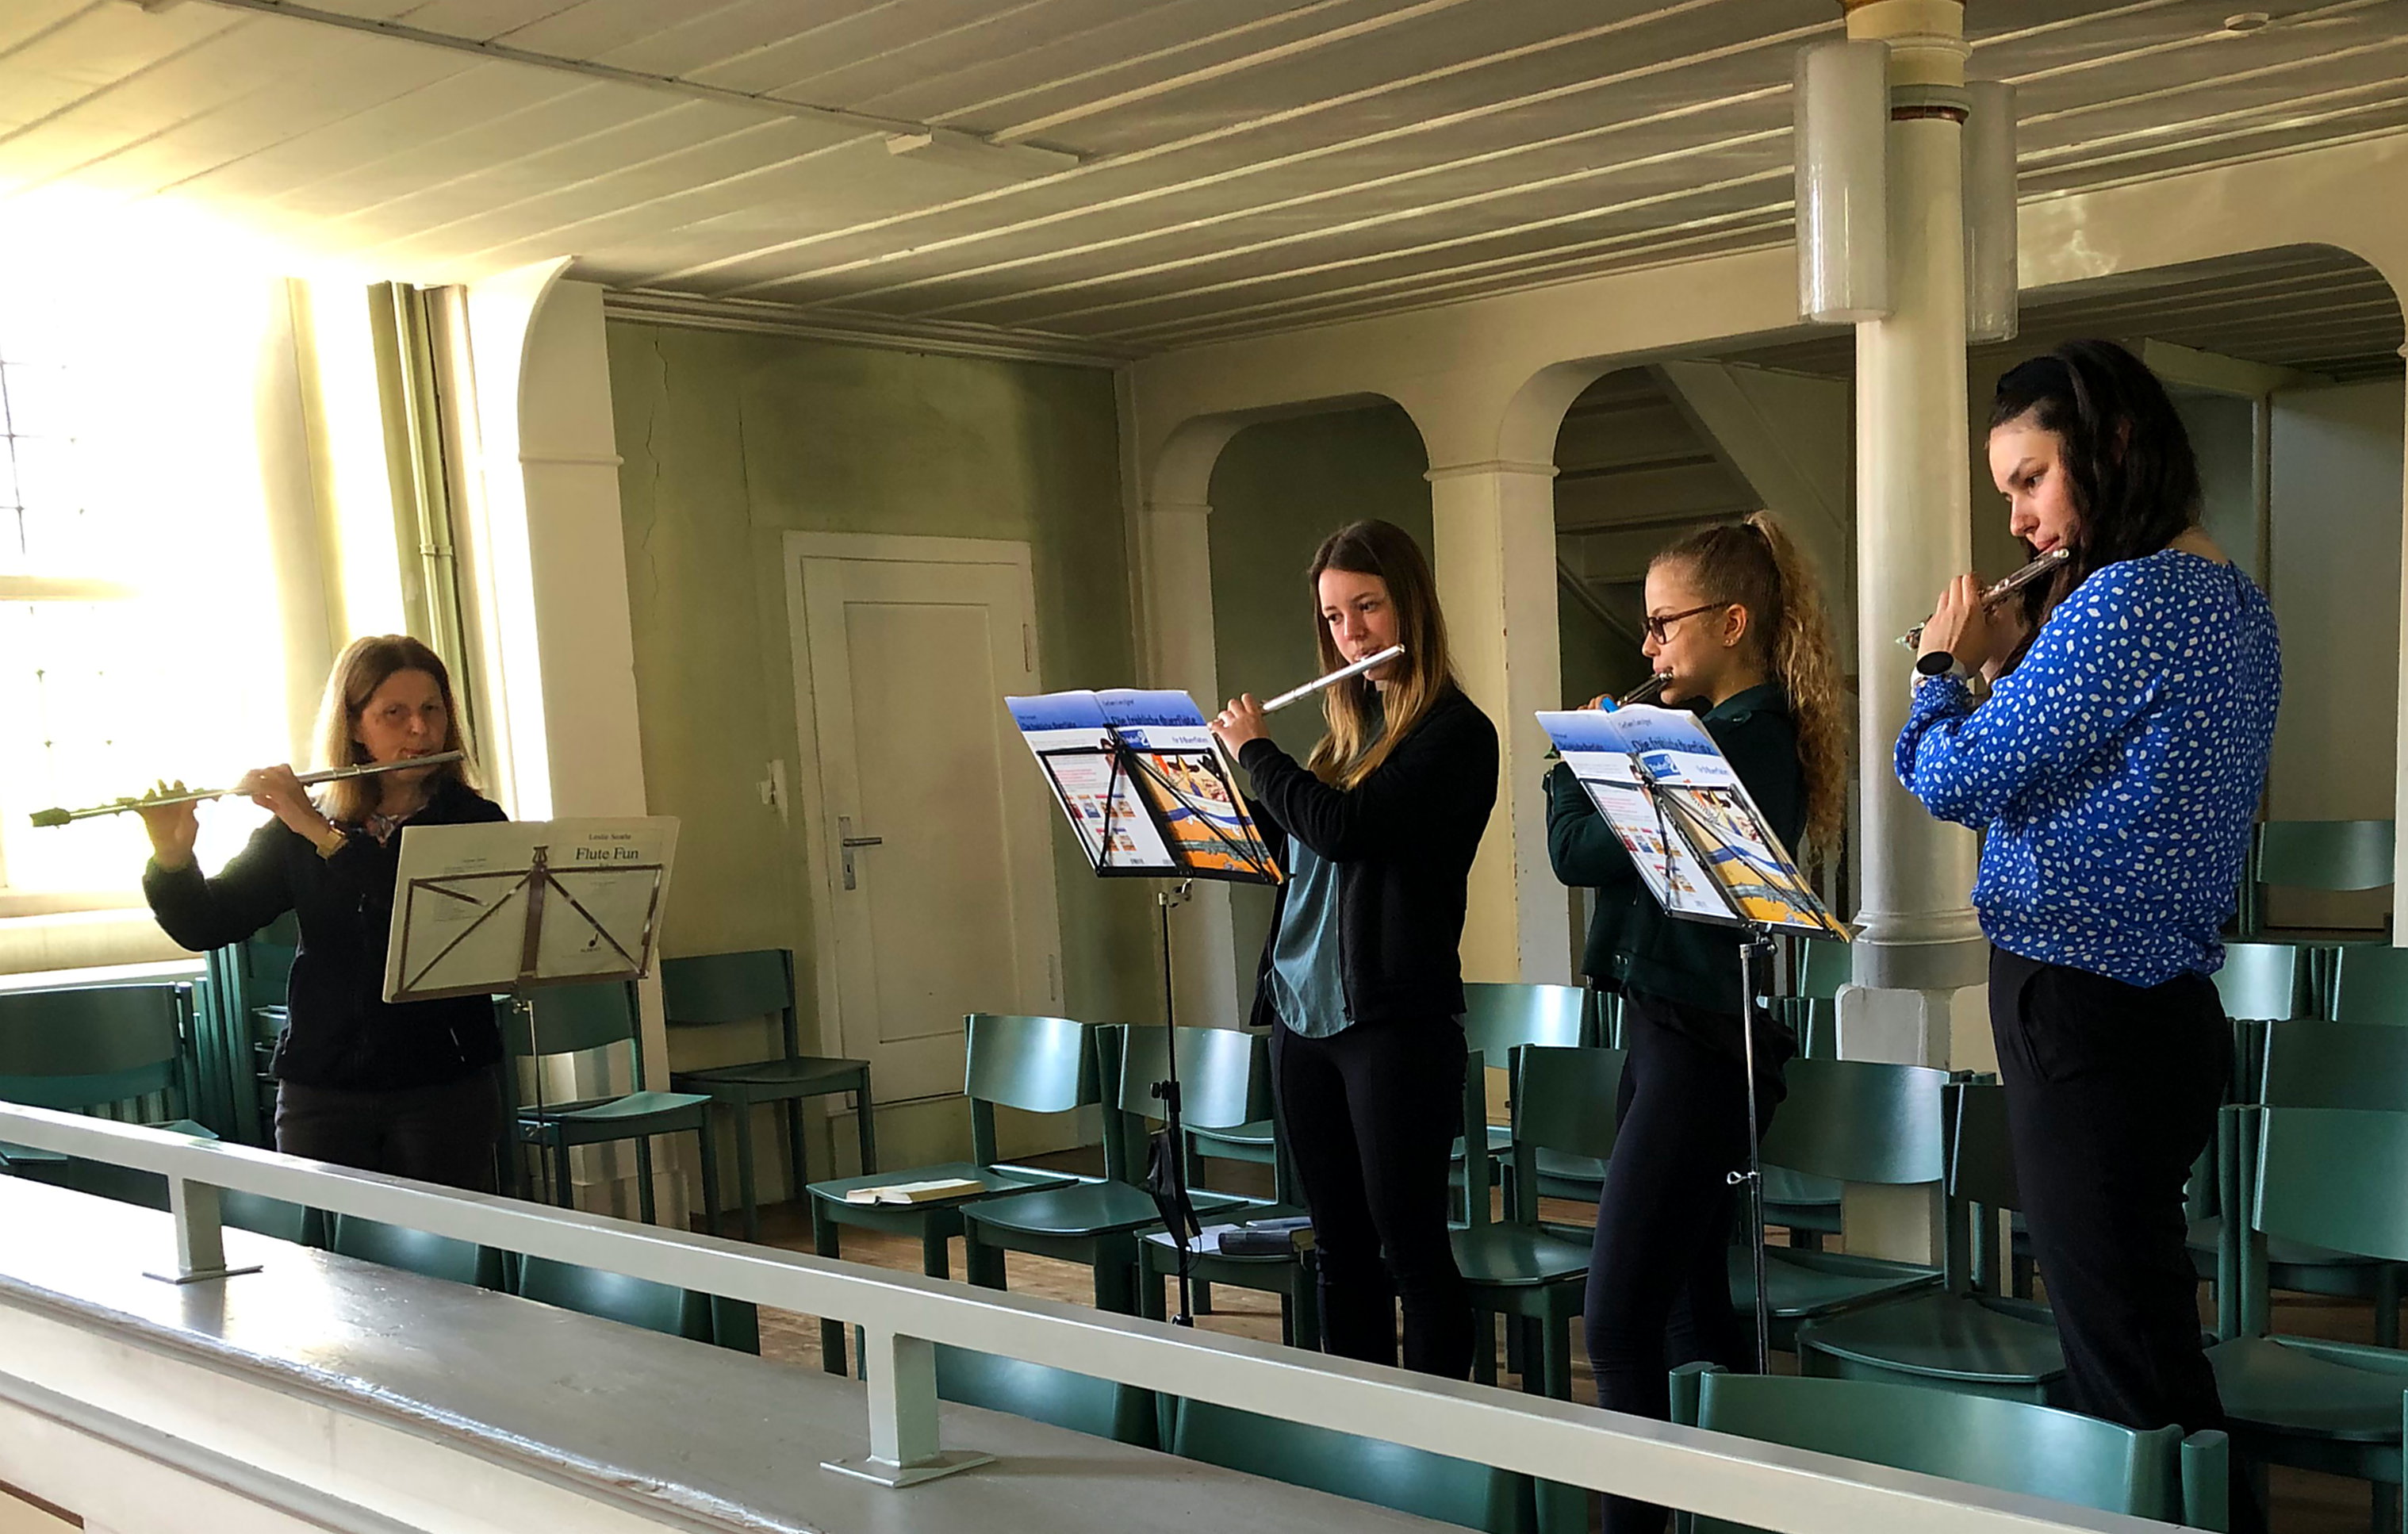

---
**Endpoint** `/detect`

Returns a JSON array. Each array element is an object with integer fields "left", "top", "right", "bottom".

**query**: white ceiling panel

[{"left": 1, "top": 0, "right": 2402, "bottom": 359}]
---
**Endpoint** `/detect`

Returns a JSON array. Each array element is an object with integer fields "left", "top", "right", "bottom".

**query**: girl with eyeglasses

[{"left": 1544, "top": 511, "right": 1846, "bottom": 1534}]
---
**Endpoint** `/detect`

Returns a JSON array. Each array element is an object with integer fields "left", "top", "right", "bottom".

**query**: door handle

[{"left": 838, "top": 815, "right": 884, "bottom": 890}]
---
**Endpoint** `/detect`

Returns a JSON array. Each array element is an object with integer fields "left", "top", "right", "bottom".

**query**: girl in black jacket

[
  {"left": 140, "top": 635, "right": 509, "bottom": 1192},
  {"left": 1546, "top": 513, "right": 1846, "bottom": 1534},
  {"left": 1210, "top": 519, "right": 1497, "bottom": 1379}
]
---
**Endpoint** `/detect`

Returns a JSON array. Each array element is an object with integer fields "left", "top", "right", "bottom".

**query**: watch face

[{"left": 1916, "top": 651, "right": 1954, "bottom": 677}]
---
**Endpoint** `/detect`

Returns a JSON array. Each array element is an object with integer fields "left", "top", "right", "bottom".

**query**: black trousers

[
  {"left": 275, "top": 1069, "right": 506, "bottom": 1194},
  {"left": 1989, "top": 946, "right": 2230, "bottom": 1434},
  {"left": 1271, "top": 1014, "right": 1474, "bottom": 1378},
  {"left": 1586, "top": 995, "right": 1789, "bottom": 1534}
]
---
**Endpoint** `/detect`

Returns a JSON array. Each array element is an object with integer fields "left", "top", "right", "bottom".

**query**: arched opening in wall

[
  {"left": 1203, "top": 399, "right": 1432, "bottom": 1012},
  {"left": 1721, "top": 244, "right": 2408, "bottom": 938}
]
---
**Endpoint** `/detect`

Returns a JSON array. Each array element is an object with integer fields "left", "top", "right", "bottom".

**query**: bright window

[{"left": 0, "top": 275, "right": 294, "bottom": 916}]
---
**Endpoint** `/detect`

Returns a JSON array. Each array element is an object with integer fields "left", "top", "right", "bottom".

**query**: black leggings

[
  {"left": 1271, "top": 1014, "right": 1474, "bottom": 1378},
  {"left": 1586, "top": 995, "right": 1787, "bottom": 1534}
]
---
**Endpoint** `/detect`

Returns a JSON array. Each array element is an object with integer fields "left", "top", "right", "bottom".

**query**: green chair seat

[
  {"left": 964, "top": 1179, "right": 1244, "bottom": 1241},
  {"left": 2210, "top": 1336, "right": 2408, "bottom": 1444},
  {"left": 1797, "top": 1292, "right": 2065, "bottom": 1393},
  {"left": 526, "top": 1089, "right": 715, "bottom": 1133},
  {"left": 1735, "top": 1247, "right": 1943, "bottom": 1321},
  {"left": 811, "top": 1161, "right": 1074, "bottom": 1207},
  {"left": 1191, "top": 1118, "right": 1275, "bottom": 1162},
  {"left": 1452, "top": 1223, "right": 1591, "bottom": 1289},
  {"left": 672, "top": 1056, "right": 868, "bottom": 1090},
  {"left": 1140, "top": 1203, "right": 1310, "bottom": 1264},
  {"left": 1138, "top": 1206, "right": 1322, "bottom": 1349}
]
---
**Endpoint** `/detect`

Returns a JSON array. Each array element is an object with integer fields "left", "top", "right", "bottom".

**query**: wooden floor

[{"left": 734, "top": 1149, "right": 2383, "bottom": 1534}]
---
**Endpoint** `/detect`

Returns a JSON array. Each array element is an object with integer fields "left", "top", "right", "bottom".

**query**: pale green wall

[
  {"left": 608, "top": 322, "right": 1155, "bottom": 1173},
  {"left": 1206, "top": 404, "right": 1434, "bottom": 1007}
]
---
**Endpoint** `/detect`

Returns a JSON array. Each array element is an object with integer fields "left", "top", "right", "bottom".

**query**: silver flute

[
  {"left": 1613, "top": 673, "right": 1670, "bottom": 708},
  {"left": 29, "top": 751, "right": 467, "bottom": 827},
  {"left": 1898, "top": 548, "right": 2072, "bottom": 650}
]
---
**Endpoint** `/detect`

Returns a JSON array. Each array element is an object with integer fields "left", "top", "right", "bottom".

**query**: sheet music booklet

[
  {"left": 1536, "top": 704, "right": 1846, "bottom": 939},
  {"left": 1005, "top": 688, "right": 1280, "bottom": 884}
]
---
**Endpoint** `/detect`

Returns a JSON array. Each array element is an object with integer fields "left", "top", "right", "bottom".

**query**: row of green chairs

[
  {"left": 0, "top": 982, "right": 218, "bottom": 1206},
  {"left": 220, "top": 1197, "right": 762, "bottom": 1352}
]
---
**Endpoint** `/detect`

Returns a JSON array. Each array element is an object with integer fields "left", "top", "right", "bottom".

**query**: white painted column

[
  {"left": 1144, "top": 496, "right": 1243, "bottom": 1030},
  {"left": 461, "top": 267, "right": 671, "bottom": 1218},
  {"left": 1427, "top": 458, "right": 1571, "bottom": 984},
  {"left": 1837, "top": 0, "right": 1984, "bottom": 1262}
]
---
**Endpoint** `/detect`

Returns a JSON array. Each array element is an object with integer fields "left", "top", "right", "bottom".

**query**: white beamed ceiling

[{"left": 4, "top": 0, "right": 2406, "bottom": 357}]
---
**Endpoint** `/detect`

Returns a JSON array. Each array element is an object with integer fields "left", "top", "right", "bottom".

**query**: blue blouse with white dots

[{"left": 1895, "top": 550, "right": 2281, "bottom": 988}]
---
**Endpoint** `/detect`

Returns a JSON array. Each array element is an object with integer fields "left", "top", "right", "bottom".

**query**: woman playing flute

[
  {"left": 139, "top": 636, "right": 511, "bottom": 1191},
  {"left": 1209, "top": 519, "right": 1497, "bottom": 1379},
  {"left": 1897, "top": 340, "right": 2280, "bottom": 1495}
]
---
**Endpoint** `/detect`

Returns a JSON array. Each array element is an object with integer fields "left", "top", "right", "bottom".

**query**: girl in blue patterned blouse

[{"left": 1897, "top": 340, "right": 2280, "bottom": 1467}]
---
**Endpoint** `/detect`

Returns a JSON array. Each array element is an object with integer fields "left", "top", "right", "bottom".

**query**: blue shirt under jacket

[{"left": 1894, "top": 550, "right": 2280, "bottom": 987}]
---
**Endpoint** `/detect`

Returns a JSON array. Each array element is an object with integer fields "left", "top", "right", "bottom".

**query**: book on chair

[{"left": 842, "top": 1177, "right": 986, "bottom": 1206}]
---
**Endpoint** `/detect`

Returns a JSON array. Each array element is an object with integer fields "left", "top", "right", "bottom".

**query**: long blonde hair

[
  {"left": 1303, "top": 520, "right": 1459, "bottom": 789},
  {"left": 1651, "top": 512, "right": 1848, "bottom": 855},
  {"left": 311, "top": 635, "right": 477, "bottom": 824}
]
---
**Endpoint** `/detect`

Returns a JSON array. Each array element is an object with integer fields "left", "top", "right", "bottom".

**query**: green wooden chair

[
  {"left": 934, "top": 1344, "right": 1160, "bottom": 1448},
  {"left": 513, "top": 1254, "right": 759, "bottom": 1352},
  {"left": 1459, "top": 983, "right": 1594, "bottom": 1210},
  {"left": 221, "top": 1191, "right": 324, "bottom": 1247},
  {"left": 1732, "top": 1057, "right": 1947, "bottom": 1353},
  {"left": 1759, "top": 997, "right": 1844, "bottom": 1251},
  {"left": 1456, "top": 1045, "right": 1620, "bottom": 1399},
  {"left": 811, "top": 1012, "right": 1097, "bottom": 1373},
  {"left": 2333, "top": 945, "right": 2408, "bottom": 1026},
  {"left": 201, "top": 912, "right": 299, "bottom": 1148},
  {"left": 2207, "top": 1105, "right": 2408, "bottom": 1534},
  {"left": 2243, "top": 819, "right": 2394, "bottom": 949},
  {"left": 1169, "top": 1396, "right": 1553, "bottom": 1534},
  {"left": 960, "top": 1023, "right": 1260, "bottom": 1314},
  {"left": 328, "top": 1214, "right": 508, "bottom": 1288},
  {"left": 1793, "top": 1080, "right": 2065, "bottom": 1403},
  {"left": 1137, "top": 1108, "right": 1320, "bottom": 1348},
  {"left": 1674, "top": 1366, "right": 2230, "bottom": 1531},
  {"left": 662, "top": 949, "right": 872, "bottom": 1244},
  {"left": 502, "top": 980, "right": 721, "bottom": 1231},
  {"left": 2212, "top": 1019, "right": 2408, "bottom": 1348},
  {"left": 0, "top": 983, "right": 215, "bottom": 1208}
]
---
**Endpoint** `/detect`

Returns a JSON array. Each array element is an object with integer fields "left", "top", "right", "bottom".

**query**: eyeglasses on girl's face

[{"left": 1642, "top": 602, "right": 1729, "bottom": 644}]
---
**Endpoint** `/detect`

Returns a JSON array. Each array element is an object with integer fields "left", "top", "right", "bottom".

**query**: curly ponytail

[{"left": 1651, "top": 512, "right": 1849, "bottom": 857}]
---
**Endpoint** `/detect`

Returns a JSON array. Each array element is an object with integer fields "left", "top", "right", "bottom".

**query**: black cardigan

[
  {"left": 143, "top": 777, "right": 509, "bottom": 1091},
  {"left": 1546, "top": 683, "right": 1806, "bottom": 1018},
  {"left": 1237, "top": 686, "right": 1498, "bottom": 1029}
]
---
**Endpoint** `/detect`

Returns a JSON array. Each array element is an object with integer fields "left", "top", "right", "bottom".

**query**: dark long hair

[
  {"left": 1990, "top": 339, "right": 2201, "bottom": 649},
  {"left": 1303, "top": 520, "right": 1459, "bottom": 789},
  {"left": 1651, "top": 512, "right": 1848, "bottom": 857}
]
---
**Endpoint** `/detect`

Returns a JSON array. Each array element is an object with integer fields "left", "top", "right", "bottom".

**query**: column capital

[{"left": 1423, "top": 458, "right": 1559, "bottom": 485}]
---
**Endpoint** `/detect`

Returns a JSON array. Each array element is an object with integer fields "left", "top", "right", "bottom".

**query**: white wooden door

[{"left": 792, "top": 539, "right": 1062, "bottom": 1101}]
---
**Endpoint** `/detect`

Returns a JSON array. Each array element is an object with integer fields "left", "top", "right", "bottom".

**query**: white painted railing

[{"left": 0, "top": 1104, "right": 2164, "bottom": 1532}]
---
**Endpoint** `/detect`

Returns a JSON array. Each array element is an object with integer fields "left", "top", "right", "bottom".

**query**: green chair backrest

[
  {"left": 964, "top": 1014, "right": 1097, "bottom": 1114},
  {"left": 504, "top": 981, "right": 642, "bottom": 1058},
  {"left": 1169, "top": 1398, "right": 1529, "bottom": 1534},
  {"left": 2256, "top": 819, "right": 2395, "bottom": 892},
  {"left": 1792, "top": 997, "right": 1839, "bottom": 1060},
  {"left": 221, "top": 1191, "right": 324, "bottom": 1247},
  {"left": 1461, "top": 983, "right": 1587, "bottom": 1068},
  {"left": 1508, "top": 1045, "right": 1623, "bottom": 1223},
  {"left": 329, "top": 1215, "right": 508, "bottom": 1288},
  {"left": 1681, "top": 1370, "right": 2204, "bottom": 1531},
  {"left": 515, "top": 1255, "right": 714, "bottom": 1342},
  {"left": 2259, "top": 1018, "right": 2408, "bottom": 1112},
  {"left": 967, "top": 1014, "right": 1101, "bottom": 1168},
  {"left": 2329, "top": 943, "right": 2408, "bottom": 1025},
  {"left": 934, "top": 1345, "right": 1160, "bottom": 1448},
  {"left": 2214, "top": 943, "right": 2308, "bottom": 1022},
  {"left": 1110, "top": 1024, "right": 1264, "bottom": 1133},
  {"left": 659, "top": 949, "right": 795, "bottom": 1025},
  {"left": 1796, "top": 938, "right": 1851, "bottom": 1001},
  {"left": 1758, "top": 1057, "right": 1946, "bottom": 1187},
  {"left": 2252, "top": 1106, "right": 2408, "bottom": 1264},
  {"left": 0, "top": 984, "right": 190, "bottom": 1114}
]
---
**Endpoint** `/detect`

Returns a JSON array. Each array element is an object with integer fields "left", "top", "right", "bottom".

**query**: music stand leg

[
  {"left": 1731, "top": 931, "right": 1774, "bottom": 1373},
  {"left": 1154, "top": 881, "right": 1198, "bottom": 1328}
]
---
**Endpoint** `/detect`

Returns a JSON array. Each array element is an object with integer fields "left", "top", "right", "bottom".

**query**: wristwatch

[{"left": 1915, "top": 650, "right": 1971, "bottom": 683}]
